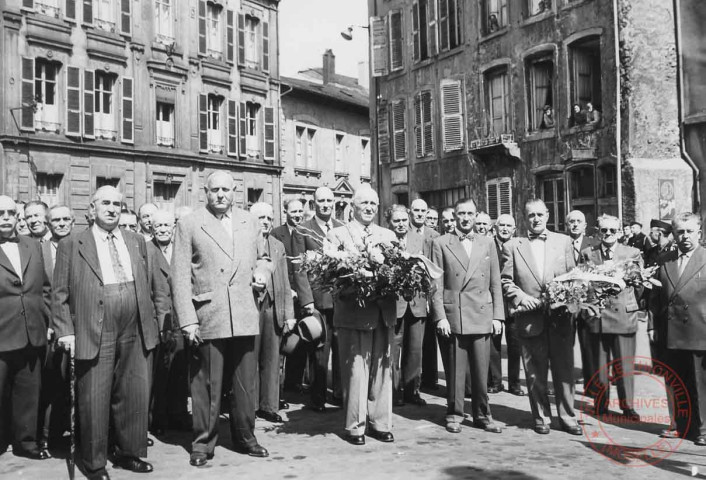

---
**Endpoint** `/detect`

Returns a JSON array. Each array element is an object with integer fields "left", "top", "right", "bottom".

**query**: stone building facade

[
  {"left": 0, "top": 0, "right": 283, "bottom": 226},
  {"left": 369, "top": 0, "right": 694, "bottom": 232}
]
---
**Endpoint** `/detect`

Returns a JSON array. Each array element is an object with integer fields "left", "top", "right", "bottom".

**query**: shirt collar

[
  {"left": 208, "top": 206, "right": 232, "bottom": 220},
  {"left": 93, "top": 224, "right": 122, "bottom": 242},
  {"left": 315, "top": 215, "right": 332, "bottom": 231}
]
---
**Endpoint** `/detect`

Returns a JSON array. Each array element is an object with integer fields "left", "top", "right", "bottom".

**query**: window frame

[
  {"left": 525, "top": 54, "right": 554, "bottom": 132},
  {"left": 34, "top": 58, "right": 61, "bottom": 132},
  {"left": 484, "top": 67, "right": 511, "bottom": 136},
  {"left": 482, "top": 0, "right": 509, "bottom": 35},
  {"left": 206, "top": 94, "right": 223, "bottom": 153},
  {"left": 93, "top": 70, "right": 116, "bottom": 139},
  {"left": 155, "top": 0, "right": 174, "bottom": 44},
  {"left": 206, "top": 2, "right": 224, "bottom": 60},
  {"left": 485, "top": 177, "right": 513, "bottom": 221}
]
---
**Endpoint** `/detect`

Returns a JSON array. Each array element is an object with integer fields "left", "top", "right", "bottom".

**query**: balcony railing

[
  {"left": 96, "top": 128, "right": 118, "bottom": 140},
  {"left": 157, "top": 136, "right": 174, "bottom": 147},
  {"left": 208, "top": 143, "right": 223, "bottom": 153},
  {"left": 36, "top": 2, "right": 61, "bottom": 18},
  {"left": 156, "top": 34, "right": 175, "bottom": 46},
  {"left": 95, "top": 18, "right": 116, "bottom": 33},
  {"left": 35, "top": 120, "right": 61, "bottom": 132},
  {"left": 469, "top": 132, "right": 515, "bottom": 150},
  {"left": 207, "top": 49, "right": 223, "bottom": 61}
]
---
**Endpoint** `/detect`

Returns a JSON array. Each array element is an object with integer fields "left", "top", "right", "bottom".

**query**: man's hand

[
  {"left": 291, "top": 289, "right": 298, "bottom": 300},
  {"left": 492, "top": 320, "right": 503, "bottom": 336},
  {"left": 252, "top": 270, "right": 267, "bottom": 293},
  {"left": 436, "top": 319, "right": 451, "bottom": 337},
  {"left": 161, "top": 330, "right": 177, "bottom": 352},
  {"left": 57, "top": 335, "right": 75, "bottom": 353},
  {"left": 47, "top": 327, "right": 55, "bottom": 342},
  {"left": 182, "top": 325, "right": 203, "bottom": 347},
  {"left": 302, "top": 303, "right": 315, "bottom": 316},
  {"left": 284, "top": 319, "right": 297, "bottom": 334},
  {"left": 518, "top": 295, "right": 542, "bottom": 312},
  {"left": 647, "top": 329, "right": 656, "bottom": 344}
]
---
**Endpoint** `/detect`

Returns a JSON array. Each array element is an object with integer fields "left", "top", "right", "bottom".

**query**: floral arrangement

[{"left": 292, "top": 230, "right": 440, "bottom": 307}]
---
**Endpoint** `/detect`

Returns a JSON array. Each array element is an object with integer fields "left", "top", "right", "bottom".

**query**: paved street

[{"left": 3, "top": 327, "right": 705, "bottom": 480}]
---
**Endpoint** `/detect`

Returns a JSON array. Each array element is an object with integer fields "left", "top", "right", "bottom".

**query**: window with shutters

[
  {"left": 207, "top": 95, "right": 223, "bottom": 153},
  {"left": 440, "top": 79, "right": 464, "bottom": 152},
  {"left": 94, "top": 71, "right": 116, "bottom": 140},
  {"left": 526, "top": 0, "right": 552, "bottom": 17},
  {"left": 206, "top": 3, "right": 223, "bottom": 59},
  {"left": 34, "top": 59, "right": 61, "bottom": 133},
  {"left": 156, "top": 102, "right": 174, "bottom": 147},
  {"left": 414, "top": 90, "right": 434, "bottom": 158},
  {"left": 377, "top": 101, "right": 390, "bottom": 164},
  {"left": 244, "top": 16, "right": 260, "bottom": 69},
  {"left": 294, "top": 125, "right": 317, "bottom": 169},
  {"left": 484, "top": 68, "right": 511, "bottom": 135},
  {"left": 388, "top": 10, "right": 403, "bottom": 72},
  {"left": 155, "top": 0, "right": 174, "bottom": 44},
  {"left": 599, "top": 164, "right": 617, "bottom": 198},
  {"left": 361, "top": 138, "right": 371, "bottom": 179},
  {"left": 36, "top": 173, "right": 63, "bottom": 207},
  {"left": 94, "top": 0, "right": 116, "bottom": 32},
  {"left": 482, "top": 0, "right": 508, "bottom": 35},
  {"left": 569, "top": 36, "right": 602, "bottom": 113},
  {"left": 390, "top": 99, "right": 406, "bottom": 161},
  {"left": 245, "top": 101, "right": 260, "bottom": 156},
  {"left": 334, "top": 133, "right": 345, "bottom": 172},
  {"left": 438, "top": 0, "right": 462, "bottom": 52},
  {"left": 412, "top": 0, "right": 430, "bottom": 62},
  {"left": 485, "top": 177, "right": 512, "bottom": 221},
  {"left": 539, "top": 175, "right": 566, "bottom": 232},
  {"left": 526, "top": 56, "right": 554, "bottom": 131}
]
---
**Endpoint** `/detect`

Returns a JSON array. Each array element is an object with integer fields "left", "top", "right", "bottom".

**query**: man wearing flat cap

[{"left": 645, "top": 219, "right": 676, "bottom": 268}]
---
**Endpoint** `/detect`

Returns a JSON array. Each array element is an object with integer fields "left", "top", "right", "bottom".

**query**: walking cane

[{"left": 67, "top": 346, "right": 75, "bottom": 480}]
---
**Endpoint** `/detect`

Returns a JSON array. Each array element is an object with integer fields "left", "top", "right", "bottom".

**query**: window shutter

[
  {"left": 264, "top": 106, "right": 275, "bottom": 161},
  {"left": 391, "top": 100, "right": 406, "bottom": 161},
  {"left": 441, "top": 79, "right": 464, "bottom": 151},
  {"left": 499, "top": 178, "right": 512, "bottom": 215},
  {"left": 198, "top": 1, "right": 206, "bottom": 56},
  {"left": 237, "top": 13, "right": 246, "bottom": 67},
  {"left": 198, "top": 94, "right": 208, "bottom": 153},
  {"left": 21, "top": 57, "right": 35, "bottom": 130},
  {"left": 120, "top": 0, "right": 131, "bottom": 36},
  {"left": 262, "top": 21, "right": 270, "bottom": 73},
  {"left": 83, "top": 0, "right": 92, "bottom": 24},
  {"left": 227, "top": 99, "right": 237, "bottom": 157},
  {"left": 427, "top": 0, "right": 438, "bottom": 56},
  {"left": 83, "top": 69, "right": 94, "bottom": 138},
  {"left": 370, "top": 16, "right": 388, "bottom": 77},
  {"left": 377, "top": 101, "right": 390, "bottom": 164},
  {"left": 414, "top": 93, "right": 423, "bottom": 157},
  {"left": 239, "top": 101, "right": 247, "bottom": 157},
  {"left": 422, "top": 90, "right": 434, "bottom": 155},
  {"left": 65, "top": 0, "right": 76, "bottom": 20},
  {"left": 438, "top": 0, "right": 449, "bottom": 52},
  {"left": 226, "top": 10, "right": 235, "bottom": 64},
  {"left": 389, "top": 11, "right": 403, "bottom": 71},
  {"left": 121, "top": 76, "right": 134, "bottom": 144},
  {"left": 486, "top": 181, "right": 499, "bottom": 220},
  {"left": 66, "top": 66, "right": 82, "bottom": 137},
  {"left": 23, "top": 0, "right": 34, "bottom": 9},
  {"left": 412, "top": 2, "right": 420, "bottom": 62}
]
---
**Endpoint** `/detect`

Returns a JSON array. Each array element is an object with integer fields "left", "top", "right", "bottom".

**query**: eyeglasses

[{"left": 600, "top": 228, "right": 618, "bottom": 234}]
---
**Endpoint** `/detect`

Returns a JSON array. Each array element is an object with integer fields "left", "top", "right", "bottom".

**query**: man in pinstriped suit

[{"left": 53, "top": 186, "right": 162, "bottom": 480}]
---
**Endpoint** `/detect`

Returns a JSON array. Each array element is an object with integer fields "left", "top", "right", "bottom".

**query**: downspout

[
  {"left": 673, "top": 0, "right": 701, "bottom": 213},
  {"left": 613, "top": 0, "right": 623, "bottom": 221}
]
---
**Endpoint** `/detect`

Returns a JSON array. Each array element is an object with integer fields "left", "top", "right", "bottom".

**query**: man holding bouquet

[{"left": 501, "top": 199, "right": 580, "bottom": 435}]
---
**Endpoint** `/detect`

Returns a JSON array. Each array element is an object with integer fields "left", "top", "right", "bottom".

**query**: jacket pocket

[{"left": 192, "top": 291, "right": 214, "bottom": 303}]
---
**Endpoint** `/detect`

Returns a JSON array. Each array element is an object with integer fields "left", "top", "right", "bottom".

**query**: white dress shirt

[
  {"left": 0, "top": 241, "right": 22, "bottom": 281},
  {"left": 315, "top": 215, "right": 333, "bottom": 235},
  {"left": 92, "top": 224, "right": 134, "bottom": 284},
  {"left": 529, "top": 235, "right": 546, "bottom": 280}
]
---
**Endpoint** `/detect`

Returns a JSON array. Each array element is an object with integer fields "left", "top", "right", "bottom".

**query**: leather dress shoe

[
  {"left": 623, "top": 409, "right": 640, "bottom": 422},
  {"left": 561, "top": 424, "right": 583, "bottom": 436},
  {"left": 189, "top": 452, "right": 213, "bottom": 467},
  {"left": 404, "top": 394, "right": 427, "bottom": 406},
  {"left": 234, "top": 444, "right": 269, "bottom": 457},
  {"left": 367, "top": 429, "right": 394, "bottom": 443},
  {"left": 113, "top": 456, "right": 154, "bottom": 473},
  {"left": 256, "top": 410, "right": 283, "bottom": 423},
  {"left": 279, "top": 400, "right": 289, "bottom": 410},
  {"left": 534, "top": 424, "right": 551, "bottom": 435},
  {"left": 446, "top": 422, "right": 461, "bottom": 434},
  {"left": 660, "top": 429, "right": 680, "bottom": 438},
  {"left": 14, "top": 446, "right": 51, "bottom": 460},
  {"left": 695, "top": 436, "right": 706, "bottom": 446},
  {"left": 86, "top": 468, "right": 111, "bottom": 480},
  {"left": 347, "top": 434, "right": 365, "bottom": 446},
  {"left": 508, "top": 387, "right": 524, "bottom": 396},
  {"left": 473, "top": 420, "right": 502, "bottom": 433},
  {"left": 310, "top": 404, "right": 327, "bottom": 413}
]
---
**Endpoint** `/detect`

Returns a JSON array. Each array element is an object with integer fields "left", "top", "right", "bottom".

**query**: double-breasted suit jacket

[
  {"left": 395, "top": 230, "right": 430, "bottom": 319},
  {"left": 171, "top": 206, "right": 268, "bottom": 339},
  {"left": 147, "top": 240, "right": 174, "bottom": 333},
  {"left": 431, "top": 233, "right": 505, "bottom": 334},
  {"left": 270, "top": 225, "right": 296, "bottom": 287},
  {"left": 51, "top": 229, "right": 159, "bottom": 360},
  {"left": 263, "top": 235, "right": 295, "bottom": 327}
]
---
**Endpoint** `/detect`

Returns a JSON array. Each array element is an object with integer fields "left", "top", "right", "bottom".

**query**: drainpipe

[{"left": 613, "top": 0, "right": 623, "bottom": 221}]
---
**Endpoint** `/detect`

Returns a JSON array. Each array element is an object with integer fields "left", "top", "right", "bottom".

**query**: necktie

[
  {"left": 528, "top": 232, "right": 548, "bottom": 241},
  {"left": 108, "top": 233, "right": 129, "bottom": 283},
  {"left": 678, "top": 253, "right": 689, "bottom": 277}
]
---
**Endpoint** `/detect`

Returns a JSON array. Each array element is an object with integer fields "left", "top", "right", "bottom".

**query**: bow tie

[
  {"left": 528, "top": 232, "right": 548, "bottom": 241},
  {"left": 458, "top": 232, "right": 475, "bottom": 242},
  {"left": 0, "top": 236, "right": 19, "bottom": 244}
]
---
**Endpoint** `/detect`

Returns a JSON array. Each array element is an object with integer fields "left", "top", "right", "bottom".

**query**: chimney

[{"left": 323, "top": 49, "right": 336, "bottom": 85}]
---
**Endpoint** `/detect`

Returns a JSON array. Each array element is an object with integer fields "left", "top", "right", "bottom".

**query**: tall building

[
  {"left": 369, "top": 0, "right": 694, "bottom": 231},
  {"left": 0, "top": 0, "right": 282, "bottom": 225},
  {"left": 280, "top": 50, "right": 370, "bottom": 221}
]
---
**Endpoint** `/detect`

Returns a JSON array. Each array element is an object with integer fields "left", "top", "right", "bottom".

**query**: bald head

[
  {"left": 0, "top": 196, "right": 18, "bottom": 239},
  {"left": 205, "top": 171, "right": 235, "bottom": 215},
  {"left": 314, "top": 186, "right": 334, "bottom": 221}
]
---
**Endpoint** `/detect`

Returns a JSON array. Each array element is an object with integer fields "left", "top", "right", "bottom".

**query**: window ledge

[
  {"left": 412, "top": 58, "right": 435, "bottom": 72},
  {"left": 387, "top": 69, "right": 405, "bottom": 81},
  {"left": 560, "top": 0, "right": 594, "bottom": 12},
  {"left": 566, "top": 123, "right": 601, "bottom": 134},
  {"left": 437, "top": 47, "right": 464, "bottom": 62},
  {"left": 479, "top": 27, "right": 509, "bottom": 44},
  {"left": 524, "top": 129, "right": 556, "bottom": 141},
  {"left": 152, "top": 40, "right": 183, "bottom": 58},
  {"left": 334, "top": 172, "right": 349, "bottom": 179},
  {"left": 294, "top": 167, "right": 322, "bottom": 179},
  {"left": 521, "top": 11, "right": 555, "bottom": 27}
]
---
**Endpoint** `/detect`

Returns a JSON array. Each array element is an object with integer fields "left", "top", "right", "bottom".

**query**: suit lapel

[
  {"left": 201, "top": 211, "right": 233, "bottom": 259},
  {"left": 19, "top": 239, "right": 32, "bottom": 277},
  {"left": 0, "top": 244, "right": 18, "bottom": 277},
  {"left": 447, "top": 235, "right": 468, "bottom": 271},
  {"left": 461, "top": 239, "right": 484, "bottom": 289},
  {"left": 78, "top": 230, "right": 103, "bottom": 282},
  {"left": 517, "top": 238, "right": 542, "bottom": 286},
  {"left": 674, "top": 246, "right": 706, "bottom": 294}
]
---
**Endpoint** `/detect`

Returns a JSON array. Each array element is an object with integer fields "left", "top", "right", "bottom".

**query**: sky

[{"left": 279, "top": 0, "right": 369, "bottom": 78}]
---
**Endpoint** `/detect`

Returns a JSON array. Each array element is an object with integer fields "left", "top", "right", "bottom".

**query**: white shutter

[
  {"left": 414, "top": 92, "right": 423, "bottom": 158},
  {"left": 422, "top": 90, "right": 434, "bottom": 155},
  {"left": 377, "top": 101, "right": 390, "bottom": 163},
  {"left": 370, "top": 16, "right": 389, "bottom": 77},
  {"left": 391, "top": 99, "right": 406, "bottom": 161},
  {"left": 441, "top": 79, "right": 464, "bottom": 152}
]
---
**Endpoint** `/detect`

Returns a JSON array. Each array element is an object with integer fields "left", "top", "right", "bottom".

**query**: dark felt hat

[{"left": 650, "top": 219, "right": 671, "bottom": 234}]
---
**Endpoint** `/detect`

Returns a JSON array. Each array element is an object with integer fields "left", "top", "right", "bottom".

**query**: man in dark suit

[
  {"left": 432, "top": 199, "right": 504, "bottom": 434},
  {"left": 0, "top": 196, "right": 51, "bottom": 460},
  {"left": 54, "top": 186, "right": 161, "bottom": 479},
  {"left": 650, "top": 212, "right": 706, "bottom": 445},
  {"left": 645, "top": 219, "right": 676, "bottom": 268},
  {"left": 387, "top": 205, "right": 428, "bottom": 407},
  {"left": 171, "top": 171, "right": 270, "bottom": 467},
  {"left": 501, "top": 198, "right": 580, "bottom": 436},
  {"left": 251, "top": 202, "right": 295, "bottom": 424},
  {"left": 627, "top": 221, "right": 648, "bottom": 254},
  {"left": 581, "top": 214, "right": 642, "bottom": 420},
  {"left": 292, "top": 187, "right": 344, "bottom": 411}
]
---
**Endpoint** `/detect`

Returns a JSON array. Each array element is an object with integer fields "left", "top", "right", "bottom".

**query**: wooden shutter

[
  {"left": 264, "top": 106, "right": 275, "bottom": 161},
  {"left": 422, "top": 90, "right": 434, "bottom": 155},
  {"left": 427, "top": 0, "right": 438, "bottom": 56},
  {"left": 499, "top": 178, "right": 512, "bottom": 216},
  {"left": 121, "top": 76, "right": 134, "bottom": 144},
  {"left": 83, "top": 0, "right": 92, "bottom": 24},
  {"left": 239, "top": 101, "right": 247, "bottom": 157},
  {"left": 262, "top": 21, "right": 270, "bottom": 73},
  {"left": 237, "top": 13, "right": 246, "bottom": 67},
  {"left": 66, "top": 66, "right": 82, "bottom": 137},
  {"left": 227, "top": 99, "right": 237, "bottom": 157},
  {"left": 414, "top": 93, "right": 423, "bottom": 157},
  {"left": 391, "top": 99, "right": 406, "bottom": 161},
  {"left": 120, "top": 0, "right": 131, "bottom": 35},
  {"left": 21, "top": 57, "right": 35, "bottom": 130},
  {"left": 226, "top": 10, "right": 235, "bottom": 63},
  {"left": 198, "top": 94, "right": 208, "bottom": 153},
  {"left": 441, "top": 79, "right": 464, "bottom": 151},
  {"left": 83, "top": 69, "right": 94, "bottom": 138},
  {"left": 389, "top": 11, "right": 403, "bottom": 72},
  {"left": 486, "top": 181, "right": 499, "bottom": 220},
  {"left": 377, "top": 101, "right": 390, "bottom": 164},
  {"left": 412, "top": 2, "right": 420, "bottom": 62},
  {"left": 23, "top": 0, "right": 34, "bottom": 9},
  {"left": 370, "top": 16, "right": 389, "bottom": 77},
  {"left": 198, "top": 1, "right": 206, "bottom": 56},
  {"left": 65, "top": 0, "right": 76, "bottom": 20},
  {"left": 438, "top": 0, "right": 449, "bottom": 52}
]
